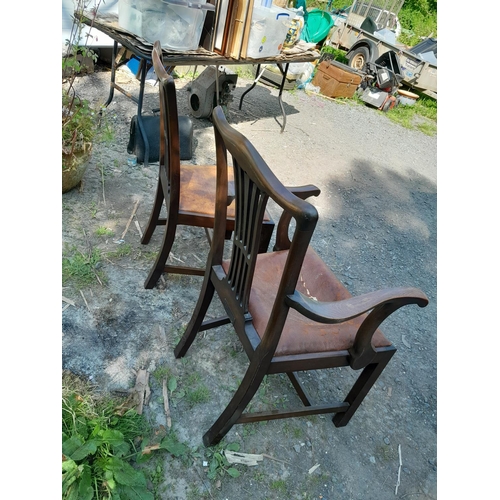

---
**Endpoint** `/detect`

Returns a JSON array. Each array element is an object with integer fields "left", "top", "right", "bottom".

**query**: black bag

[{"left": 127, "top": 114, "right": 194, "bottom": 163}]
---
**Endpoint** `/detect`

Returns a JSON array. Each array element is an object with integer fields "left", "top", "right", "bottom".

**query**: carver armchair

[
  {"left": 174, "top": 105, "right": 429, "bottom": 446},
  {"left": 140, "top": 41, "right": 274, "bottom": 288}
]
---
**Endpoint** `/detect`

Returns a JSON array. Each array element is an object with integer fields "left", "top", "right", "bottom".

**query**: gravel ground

[{"left": 61, "top": 61, "right": 437, "bottom": 499}]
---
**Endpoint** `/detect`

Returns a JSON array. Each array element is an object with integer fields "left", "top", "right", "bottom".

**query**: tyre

[
  {"left": 382, "top": 96, "right": 396, "bottom": 112},
  {"left": 347, "top": 46, "right": 370, "bottom": 71}
]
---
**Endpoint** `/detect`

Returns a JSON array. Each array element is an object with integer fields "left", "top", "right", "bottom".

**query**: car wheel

[{"left": 348, "top": 47, "right": 370, "bottom": 71}]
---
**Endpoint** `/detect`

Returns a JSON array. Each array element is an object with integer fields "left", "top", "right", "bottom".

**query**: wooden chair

[
  {"left": 174, "top": 105, "right": 429, "bottom": 447},
  {"left": 140, "top": 41, "right": 274, "bottom": 289}
]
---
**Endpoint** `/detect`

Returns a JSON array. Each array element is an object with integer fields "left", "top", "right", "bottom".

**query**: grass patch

[
  {"left": 95, "top": 226, "right": 113, "bottom": 236},
  {"left": 186, "top": 385, "right": 211, "bottom": 405},
  {"left": 270, "top": 479, "right": 287, "bottom": 492},
  {"left": 62, "top": 246, "right": 105, "bottom": 287},
  {"left": 107, "top": 243, "right": 132, "bottom": 259}
]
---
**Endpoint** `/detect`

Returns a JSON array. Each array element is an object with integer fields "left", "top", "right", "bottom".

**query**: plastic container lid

[{"left": 161, "top": 0, "right": 215, "bottom": 10}]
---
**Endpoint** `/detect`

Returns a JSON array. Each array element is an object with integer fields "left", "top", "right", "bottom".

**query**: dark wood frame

[{"left": 174, "top": 105, "right": 429, "bottom": 446}]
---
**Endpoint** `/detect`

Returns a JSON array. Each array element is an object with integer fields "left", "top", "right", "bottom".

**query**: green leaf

[
  {"left": 168, "top": 377, "right": 177, "bottom": 393},
  {"left": 101, "top": 428, "right": 125, "bottom": 442},
  {"left": 226, "top": 467, "right": 241, "bottom": 478},
  {"left": 160, "top": 436, "right": 187, "bottom": 457},
  {"left": 209, "top": 457, "right": 218, "bottom": 473},
  {"left": 62, "top": 458, "right": 78, "bottom": 473},
  {"left": 62, "top": 435, "right": 84, "bottom": 457},
  {"left": 78, "top": 465, "right": 94, "bottom": 500},
  {"left": 112, "top": 439, "right": 131, "bottom": 458},
  {"left": 107, "top": 458, "right": 147, "bottom": 488},
  {"left": 70, "top": 438, "right": 101, "bottom": 461},
  {"left": 226, "top": 442, "right": 240, "bottom": 452},
  {"left": 117, "top": 485, "right": 154, "bottom": 500}
]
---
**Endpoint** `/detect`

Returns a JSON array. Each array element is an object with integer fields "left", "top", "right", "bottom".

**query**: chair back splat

[
  {"left": 140, "top": 41, "right": 275, "bottom": 289},
  {"left": 174, "top": 105, "right": 429, "bottom": 447}
]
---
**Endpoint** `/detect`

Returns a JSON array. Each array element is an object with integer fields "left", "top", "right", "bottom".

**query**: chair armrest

[
  {"left": 286, "top": 287, "right": 429, "bottom": 369},
  {"left": 274, "top": 184, "right": 321, "bottom": 250},
  {"left": 285, "top": 184, "right": 321, "bottom": 200},
  {"left": 286, "top": 287, "right": 428, "bottom": 323}
]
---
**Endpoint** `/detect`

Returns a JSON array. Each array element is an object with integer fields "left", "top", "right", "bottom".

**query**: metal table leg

[
  {"left": 239, "top": 63, "right": 290, "bottom": 133},
  {"left": 100, "top": 41, "right": 152, "bottom": 166}
]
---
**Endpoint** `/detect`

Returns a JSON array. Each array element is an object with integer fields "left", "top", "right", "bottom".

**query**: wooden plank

[
  {"left": 227, "top": 0, "right": 251, "bottom": 59},
  {"left": 236, "top": 402, "right": 349, "bottom": 423},
  {"left": 239, "top": 0, "right": 254, "bottom": 59},
  {"left": 214, "top": 0, "right": 233, "bottom": 54}
]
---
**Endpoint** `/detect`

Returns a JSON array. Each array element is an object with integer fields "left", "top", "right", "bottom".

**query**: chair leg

[
  {"left": 141, "top": 174, "right": 165, "bottom": 245},
  {"left": 332, "top": 350, "right": 395, "bottom": 427},
  {"left": 143, "top": 212, "right": 178, "bottom": 289},
  {"left": 203, "top": 358, "right": 267, "bottom": 446},
  {"left": 174, "top": 273, "right": 216, "bottom": 358}
]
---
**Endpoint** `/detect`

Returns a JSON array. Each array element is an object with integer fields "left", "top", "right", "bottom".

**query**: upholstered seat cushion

[
  {"left": 180, "top": 165, "right": 236, "bottom": 218},
  {"left": 180, "top": 165, "right": 271, "bottom": 222},
  {"left": 246, "top": 247, "right": 392, "bottom": 357}
]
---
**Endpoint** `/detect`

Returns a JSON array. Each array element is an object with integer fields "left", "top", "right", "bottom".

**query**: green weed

[
  {"left": 186, "top": 385, "right": 210, "bottom": 405},
  {"left": 95, "top": 226, "right": 113, "bottom": 236},
  {"left": 62, "top": 247, "right": 105, "bottom": 287},
  {"left": 416, "top": 121, "right": 437, "bottom": 136},
  {"left": 107, "top": 243, "right": 132, "bottom": 259},
  {"left": 98, "top": 118, "right": 115, "bottom": 144},
  {"left": 148, "top": 459, "right": 167, "bottom": 498},
  {"left": 152, "top": 364, "right": 172, "bottom": 384},
  {"left": 62, "top": 372, "right": 153, "bottom": 500},
  {"left": 205, "top": 441, "right": 241, "bottom": 481},
  {"left": 271, "top": 479, "right": 287, "bottom": 492},
  {"left": 89, "top": 201, "right": 98, "bottom": 218},
  {"left": 320, "top": 46, "right": 349, "bottom": 65}
]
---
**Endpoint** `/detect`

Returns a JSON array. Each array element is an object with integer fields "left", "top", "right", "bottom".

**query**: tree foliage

[{"left": 398, "top": 0, "right": 437, "bottom": 46}]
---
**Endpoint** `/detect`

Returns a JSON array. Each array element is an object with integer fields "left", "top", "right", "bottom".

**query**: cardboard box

[{"left": 312, "top": 60, "right": 362, "bottom": 98}]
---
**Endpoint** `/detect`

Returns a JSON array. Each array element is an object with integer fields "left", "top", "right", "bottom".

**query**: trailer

[{"left": 325, "top": 0, "right": 437, "bottom": 99}]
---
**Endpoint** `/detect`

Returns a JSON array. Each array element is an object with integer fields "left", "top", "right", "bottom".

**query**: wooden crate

[{"left": 312, "top": 60, "right": 362, "bottom": 98}]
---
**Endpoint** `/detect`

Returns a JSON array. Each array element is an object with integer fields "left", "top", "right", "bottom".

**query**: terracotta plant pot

[{"left": 62, "top": 146, "right": 92, "bottom": 193}]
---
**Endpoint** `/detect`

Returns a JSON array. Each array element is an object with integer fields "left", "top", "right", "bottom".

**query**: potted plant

[{"left": 62, "top": 0, "right": 102, "bottom": 193}]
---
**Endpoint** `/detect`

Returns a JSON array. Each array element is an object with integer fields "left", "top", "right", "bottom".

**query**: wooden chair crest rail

[
  {"left": 174, "top": 105, "right": 429, "bottom": 447},
  {"left": 140, "top": 41, "right": 275, "bottom": 289}
]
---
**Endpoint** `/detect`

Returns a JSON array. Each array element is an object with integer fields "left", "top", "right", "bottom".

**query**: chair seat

[
  {"left": 179, "top": 165, "right": 235, "bottom": 218},
  {"left": 246, "top": 247, "right": 392, "bottom": 356},
  {"left": 180, "top": 165, "right": 271, "bottom": 222}
]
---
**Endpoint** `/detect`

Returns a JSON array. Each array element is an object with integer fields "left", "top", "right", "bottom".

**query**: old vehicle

[{"left": 325, "top": 0, "right": 437, "bottom": 99}]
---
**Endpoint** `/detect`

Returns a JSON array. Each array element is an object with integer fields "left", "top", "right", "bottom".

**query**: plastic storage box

[
  {"left": 144, "top": 0, "right": 214, "bottom": 50},
  {"left": 246, "top": 5, "right": 292, "bottom": 59},
  {"left": 312, "top": 60, "right": 362, "bottom": 98},
  {"left": 119, "top": 0, "right": 143, "bottom": 36},
  {"left": 119, "top": 0, "right": 215, "bottom": 51}
]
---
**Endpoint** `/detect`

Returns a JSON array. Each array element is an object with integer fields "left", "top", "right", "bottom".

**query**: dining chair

[
  {"left": 141, "top": 41, "right": 274, "bottom": 289},
  {"left": 174, "top": 105, "right": 429, "bottom": 446}
]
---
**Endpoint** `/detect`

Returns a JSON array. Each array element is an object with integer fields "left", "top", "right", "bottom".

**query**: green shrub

[{"left": 62, "top": 372, "right": 153, "bottom": 500}]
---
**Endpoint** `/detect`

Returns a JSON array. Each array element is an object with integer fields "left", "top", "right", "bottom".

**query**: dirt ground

[{"left": 62, "top": 62, "right": 437, "bottom": 499}]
